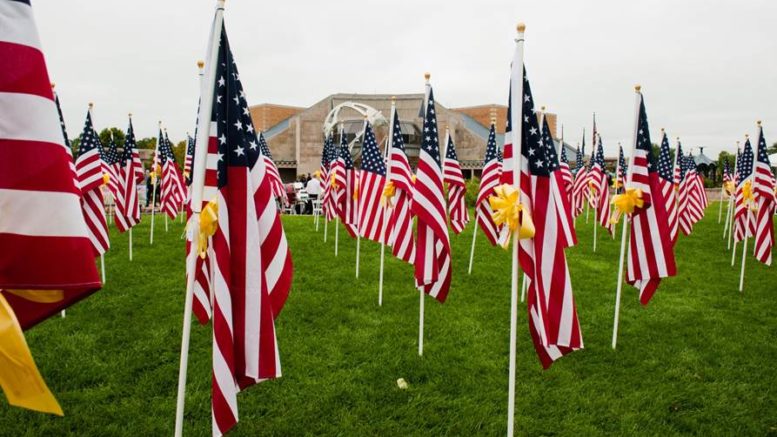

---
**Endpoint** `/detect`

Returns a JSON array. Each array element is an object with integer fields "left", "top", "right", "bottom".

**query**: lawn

[{"left": 2, "top": 203, "right": 775, "bottom": 436}]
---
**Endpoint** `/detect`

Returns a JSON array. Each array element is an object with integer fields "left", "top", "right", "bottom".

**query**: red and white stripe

[
  {"left": 475, "top": 153, "right": 502, "bottom": 246},
  {"left": 115, "top": 154, "right": 140, "bottom": 233},
  {"left": 0, "top": 0, "right": 101, "bottom": 328},
  {"left": 571, "top": 168, "right": 588, "bottom": 217},
  {"left": 162, "top": 158, "right": 185, "bottom": 219},
  {"left": 754, "top": 128, "right": 775, "bottom": 265},
  {"left": 659, "top": 177, "right": 678, "bottom": 245},
  {"left": 443, "top": 135, "right": 468, "bottom": 234},
  {"left": 76, "top": 124, "right": 109, "bottom": 256},
  {"left": 559, "top": 158, "right": 574, "bottom": 205},
  {"left": 357, "top": 168, "right": 386, "bottom": 243},
  {"left": 386, "top": 129, "right": 415, "bottom": 263}
]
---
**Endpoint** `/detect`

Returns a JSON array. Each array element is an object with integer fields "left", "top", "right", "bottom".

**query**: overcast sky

[{"left": 36, "top": 0, "right": 777, "bottom": 157}]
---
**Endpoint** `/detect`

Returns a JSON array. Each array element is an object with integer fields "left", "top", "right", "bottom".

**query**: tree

[
  {"left": 173, "top": 140, "right": 187, "bottom": 166},
  {"left": 716, "top": 151, "right": 735, "bottom": 182},
  {"left": 98, "top": 127, "right": 125, "bottom": 148},
  {"left": 136, "top": 137, "right": 157, "bottom": 150}
]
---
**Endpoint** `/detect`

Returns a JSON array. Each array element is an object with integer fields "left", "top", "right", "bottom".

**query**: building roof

[{"left": 692, "top": 147, "right": 716, "bottom": 166}]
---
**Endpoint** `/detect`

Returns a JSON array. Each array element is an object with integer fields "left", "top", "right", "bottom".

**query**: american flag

[
  {"left": 321, "top": 134, "right": 339, "bottom": 221},
  {"left": 0, "top": 0, "right": 101, "bottom": 335},
  {"left": 75, "top": 109, "right": 110, "bottom": 255},
  {"left": 541, "top": 115, "right": 577, "bottom": 246},
  {"left": 722, "top": 157, "right": 733, "bottom": 184},
  {"left": 616, "top": 143, "right": 627, "bottom": 193},
  {"left": 512, "top": 66, "right": 583, "bottom": 368},
  {"left": 357, "top": 121, "right": 387, "bottom": 243},
  {"left": 103, "top": 134, "right": 122, "bottom": 208},
  {"left": 684, "top": 151, "right": 706, "bottom": 227},
  {"left": 184, "top": 133, "right": 195, "bottom": 185},
  {"left": 385, "top": 108, "right": 415, "bottom": 263},
  {"left": 205, "top": 23, "right": 293, "bottom": 436},
  {"left": 53, "top": 89, "right": 71, "bottom": 150},
  {"left": 753, "top": 125, "right": 774, "bottom": 265},
  {"left": 318, "top": 134, "right": 332, "bottom": 183},
  {"left": 571, "top": 140, "right": 587, "bottom": 217},
  {"left": 688, "top": 152, "right": 709, "bottom": 211},
  {"left": 590, "top": 135, "right": 613, "bottom": 235},
  {"left": 258, "top": 132, "right": 286, "bottom": 203},
  {"left": 159, "top": 129, "right": 185, "bottom": 219},
  {"left": 625, "top": 92, "right": 677, "bottom": 305},
  {"left": 443, "top": 131, "right": 468, "bottom": 234},
  {"left": 657, "top": 132, "right": 679, "bottom": 245},
  {"left": 733, "top": 139, "right": 755, "bottom": 243},
  {"left": 676, "top": 142, "right": 694, "bottom": 236},
  {"left": 114, "top": 118, "right": 141, "bottom": 233},
  {"left": 558, "top": 135, "right": 574, "bottom": 204},
  {"left": 474, "top": 122, "right": 503, "bottom": 246},
  {"left": 333, "top": 130, "right": 359, "bottom": 238},
  {"left": 412, "top": 86, "right": 451, "bottom": 302}
]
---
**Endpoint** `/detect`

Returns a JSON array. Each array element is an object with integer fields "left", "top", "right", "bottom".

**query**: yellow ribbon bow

[
  {"left": 0, "top": 290, "right": 65, "bottom": 416},
  {"left": 411, "top": 174, "right": 417, "bottom": 184},
  {"left": 612, "top": 179, "right": 623, "bottom": 190},
  {"left": 723, "top": 181, "right": 735, "bottom": 196},
  {"left": 197, "top": 199, "right": 219, "bottom": 258},
  {"left": 102, "top": 173, "right": 110, "bottom": 186},
  {"left": 742, "top": 180, "right": 758, "bottom": 211},
  {"left": 330, "top": 173, "right": 338, "bottom": 189},
  {"left": 314, "top": 170, "right": 321, "bottom": 180},
  {"left": 488, "top": 184, "right": 535, "bottom": 249},
  {"left": 183, "top": 171, "right": 190, "bottom": 180},
  {"left": 353, "top": 188, "right": 359, "bottom": 200},
  {"left": 610, "top": 188, "right": 644, "bottom": 224},
  {"left": 381, "top": 181, "right": 396, "bottom": 207},
  {"left": 588, "top": 180, "right": 598, "bottom": 197}
]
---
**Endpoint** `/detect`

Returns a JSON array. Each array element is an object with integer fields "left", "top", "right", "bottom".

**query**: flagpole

[
  {"left": 100, "top": 254, "right": 105, "bottom": 284},
  {"left": 175, "top": 5, "right": 223, "bottom": 436},
  {"left": 129, "top": 228, "right": 133, "bottom": 261},
  {"left": 335, "top": 216, "right": 339, "bottom": 256},
  {"left": 378, "top": 98, "right": 396, "bottom": 305},
  {"left": 726, "top": 143, "right": 739, "bottom": 244},
  {"left": 418, "top": 72, "right": 432, "bottom": 357},
  {"left": 506, "top": 23, "right": 525, "bottom": 437},
  {"left": 611, "top": 84, "right": 642, "bottom": 350},
  {"left": 739, "top": 130, "right": 757, "bottom": 292},
  {"left": 520, "top": 273, "right": 527, "bottom": 303},
  {"left": 468, "top": 226, "right": 477, "bottom": 274},
  {"left": 324, "top": 215, "right": 328, "bottom": 242},
  {"left": 150, "top": 121, "right": 161, "bottom": 245}
]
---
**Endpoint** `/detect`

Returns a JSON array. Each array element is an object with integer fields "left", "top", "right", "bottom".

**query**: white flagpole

[
  {"left": 129, "top": 228, "right": 133, "bottom": 261},
  {"left": 611, "top": 84, "right": 642, "bottom": 350},
  {"left": 418, "top": 72, "right": 432, "bottom": 357},
  {"left": 739, "top": 132, "right": 757, "bottom": 293},
  {"left": 726, "top": 143, "right": 739, "bottom": 245},
  {"left": 100, "top": 254, "right": 105, "bottom": 284},
  {"left": 468, "top": 226, "right": 477, "bottom": 274},
  {"left": 150, "top": 121, "right": 161, "bottom": 245},
  {"left": 378, "top": 98, "right": 396, "bottom": 306},
  {"left": 335, "top": 216, "right": 339, "bottom": 256},
  {"left": 718, "top": 186, "right": 724, "bottom": 223},
  {"left": 506, "top": 23, "right": 525, "bottom": 437},
  {"left": 175, "top": 5, "right": 223, "bottom": 435},
  {"left": 324, "top": 215, "right": 328, "bottom": 242},
  {"left": 520, "top": 273, "right": 528, "bottom": 303},
  {"left": 165, "top": 210, "right": 169, "bottom": 232}
]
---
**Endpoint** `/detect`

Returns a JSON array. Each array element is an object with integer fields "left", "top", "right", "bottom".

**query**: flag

[
  {"left": 753, "top": 125, "right": 774, "bottom": 265},
  {"left": 571, "top": 140, "right": 588, "bottom": 217},
  {"left": 103, "top": 134, "right": 122, "bottom": 207},
  {"left": 204, "top": 23, "right": 293, "bottom": 436},
  {"left": 590, "top": 135, "right": 613, "bottom": 235},
  {"left": 541, "top": 115, "right": 577, "bottom": 246},
  {"left": 258, "top": 132, "right": 286, "bottom": 203},
  {"left": 683, "top": 150, "right": 706, "bottom": 227},
  {"left": 625, "top": 92, "right": 677, "bottom": 305},
  {"left": 0, "top": 0, "right": 101, "bottom": 414},
  {"left": 511, "top": 66, "right": 583, "bottom": 368},
  {"left": 412, "top": 86, "right": 451, "bottom": 302},
  {"left": 357, "top": 121, "right": 387, "bottom": 243},
  {"left": 558, "top": 137, "right": 574, "bottom": 204},
  {"left": 676, "top": 142, "right": 695, "bottom": 236},
  {"left": 657, "top": 132, "right": 679, "bottom": 245},
  {"left": 733, "top": 140, "right": 755, "bottom": 243},
  {"left": 318, "top": 135, "right": 331, "bottom": 183},
  {"left": 687, "top": 151, "right": 708, "bottom": 212},
  {"left": 75, "top": 110, "right": 110, "bottom": 255},
  {"left": 443, "top": 131, "right": 468, "bottom": 234},
  {"left": 321, "top": 134, "right": 339, "bottom": 221},
  {"left": 474, "top": 123, "right": 503, "bottom": 246},
  {"left": 616, "top": 144, "right": 627, "bottom": 192},
  {"left": 115, "top": 118, "right": 141, "bottom": 232},
  {"left": 333, "top": 130, "right": 359, "bottom": 238},
  {"left": 722, "top": 158, "right": 733, "bottom": 184},
  {"left": 184, "top": 133, "right": 195, "bottom": 185},
  {"left": 385, "top": 108, "right": 415, "bottom": 263},
  {"left": 53, "top": 89, "right": 71, "bottom": 150},
  {"left": 159, "top": 129, "right": 185, "bottom": 219}
]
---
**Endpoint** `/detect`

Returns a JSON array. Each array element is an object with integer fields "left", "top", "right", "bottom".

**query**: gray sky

[{"left": 36, "top": 0, "right": 777, "bottom": 158}]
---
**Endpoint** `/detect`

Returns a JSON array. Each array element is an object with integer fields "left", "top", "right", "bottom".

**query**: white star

[
  {"left": 234, "top": 120, "right": 243, "bottom": 131},
  {"left": 249, "top": 141, "right": 258, "bottom": 150},
  {"left": 219, "top": 134, "right": 226, "bottom": 144},
  {"left": 243, "top": 107, "right": 250, "bottom": 116},
  {"left": 247, "top": 124, "right": 254, "bottom": 133},
  {"left": 216, "top": 95, "right": 222, "bottom": 103},
  {"left": 536, "top": 160, "right": 544, "bottom": 167},
  {"left": 524, "top": 94, "right": 530, "bottom": 102},
  {"left": 217, "top": 152, "right": 224, "bottom": 161},
  {"left": 234, "top": 146, "right": 244, "bottom": 156},
  {"left": 529, "top": 127, "right": 538, "bottom": 136},
  {"left": 528, "top": 148, "right": 535, "bottom": 156},
  {"left": 233, "top": 96, "right": 240, "bottom": 105},
  {"left": 218, "top": 76, "right": 225, "bottom": 87}
]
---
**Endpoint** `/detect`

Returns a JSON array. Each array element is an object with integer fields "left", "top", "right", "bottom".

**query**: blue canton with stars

[
  {"left": 541, "top": 115, "right": 560, "bottom": 172},
  {"left": 122, "top": 119, "right": 137, "bottom": 167},
  {"left": 391, "top": 108, "right": 406, "bottom": 153},
  {"left": 519, "top": 66, "right": 550, "bottom": 177},
  {"left": 361, "top": 121, "right": 385, "bottom": 176},
  {"left": 421, "top": 88, "right": 441, "bottom": 167},
  {"left": 77, "top": 111, "right": 99, "bottom": 158},
  {"left": 445, "top": 133, "right": 459, "bottom": 162},
  {"left": 738, "top": 138, "right": 754, "bottom": 183},
  {"left": 104, "top": 135, "right": 121, "bottom": 167},
  {"left": 484, "top": 123, "right": 498, "bottom": 165},
  {"left": 635, "top": 95, "right": 657, "bottom": 173},
  {"left": 756, "top": 127, "right": 770, "bottom": 166},
  {"left": 339, "top": 127, "right": 354, "bottom": 170},
  {"left": 657, "top": 133, "right": 673, "bottom": 182}
]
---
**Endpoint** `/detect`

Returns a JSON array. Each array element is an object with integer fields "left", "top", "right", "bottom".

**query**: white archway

[{"left": 323, "top": 102, "right": 387, "bottom": 150}]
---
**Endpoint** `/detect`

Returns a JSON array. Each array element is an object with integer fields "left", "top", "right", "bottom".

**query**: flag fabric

[
  {"left": 75, "top": 110, "right": 110, "bottom": 255},
  {"left": 385, "top": 108, "right": 415, "bottom": 263},
  {"left": 616, "top": 144, "right": 627, "bottom": 193},
  {"left": 512, "top": 66, "right": 583, "bottom": 368},
  {"left": 357, "top": 121, "right": 387, "bottom": 243},
  {"left": 558, "top": 138, "right": 574, "bottom": 204},
  {"left": 159, "top": 129, "right": 185, "bottom": 219},
  {"left": 541, "top": 115, "right": 577, "bottom": 246},
  {"left": 115, "top": 118, "right": 141, "bottom": 233},
  {"left": 318, "top": 135, "right": 331, "bottom": 183},
  {"left": 733, "top": 140, "right": 755, "bottom": 243},
  {"left": 657, "top": 132, "right": 679, "bottom": 245},
  {"left": 53, "top": 89, "right": 71, "bottom": 150},
  {"left": 184, "top": 133, "right": 195, "bottom": 185},
  {"left": 722, "top": 158, "right": 733, "bottom": 184},
  {"left": 0, "top": 0, "right": 102, "bottom": 414},
  {"left": 443, "top": 131, "right": 468, "bottom": 234},
  {"left": 676, "top": 142, "right": 695, "bottom": 236},
  {"left": 258, "top": 132, "right": 286, "bottom": 203},
  {"left": 205, "top": 23, "right": 293, "bottom": 436},
  {"left": 474, "top": 123, "right": 503, "bottom": 246},
  {"left": 625, "top": 93, "right": 677, "bottom": 305},
  {"left": 571, "top": 141, "right": 587, "bottom": 217},
  {"left": 321, "top": 134, "right": 339, "bottom": 221},
  {"left": 103, "top": 134, "right": 122, "bottom": 207},
  {"left": 590, "top": 135, "right": 613, "bottom": 235},
  {"left": 753, "top": 125, "right": 774, "bottom": 265},
  {"left": 412, "top": 87, "right": 451, "bottom": 302},
  {"left": 684, "top": 151, "right": 706, "bottom": 227},
  {"left": 333, "top": 131, "right": 359, "bottom": 238}
]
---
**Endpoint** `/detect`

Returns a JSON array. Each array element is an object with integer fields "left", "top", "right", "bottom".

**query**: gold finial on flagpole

[
  {"left": 128, "top": 113, "right": 132, "bottom": 118},
  {"left": 745, "top": 134, "right": 749, "bottom": 138},
  {"left": 51, "top": 82, "right": 56, "bottom": 89},
  {"left": 517, "top": 22, "right": 526, "bottom": 33},
  {"left": 197, "top": 60, "right": 205, "bottom": 69},
  {"left": 635, "top": 84, "right": 641, "bottom": 92},
  {"left": 424, "top": 72, "right": 431, "bottom": 82},
  {"left": 757, "top": 120, "right": 762, "bottom": 126},
  {"left": 391, "top": 95, "right": 396, "bottom": 103},
  {"left": 88, "top": 102, "right": 94, "bottom": 109}
]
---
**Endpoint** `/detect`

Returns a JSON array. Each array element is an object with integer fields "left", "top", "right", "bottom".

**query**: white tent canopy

[{"left": 769, "top": 152, "right": 777, "bottom": 167}]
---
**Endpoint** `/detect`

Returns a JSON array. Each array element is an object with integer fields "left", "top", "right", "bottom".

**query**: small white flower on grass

[{"left": 396, "top": 378, "right": 408, "bottom": 390}]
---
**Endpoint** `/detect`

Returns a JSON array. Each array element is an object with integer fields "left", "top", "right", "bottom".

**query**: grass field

[{"left": 2, "top": 203, "right": 775, "bottom": 436}]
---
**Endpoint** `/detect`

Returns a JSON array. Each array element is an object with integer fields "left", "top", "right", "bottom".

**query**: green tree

[
  {"left": 136, "top": 137, "right": 157, "bottom": 150},
  {"left": 716, "top": 151, "right": 735, "bottom": 183},
  {"left": 98, "top": 127, "right": 125, "bottom": 148},
  {"left": 173, "top": 140, "right": 187, "bottom": 166}
]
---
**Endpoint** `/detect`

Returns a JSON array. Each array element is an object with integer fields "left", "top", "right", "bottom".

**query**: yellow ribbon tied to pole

[
  {"left": 381, "top": 181, "right": 396, "bottom": 207},
  {"left": 102, "top": 173, "right": 110, "bottom": 186},
  {"left": 588, "top": 180, "right": 598, "bottom": 197},
  {"left": 198, "top": 199, "right": 219, "bottom": 258},
  {"left": 353, "top": 187, "right": 359, "bottom": 201},
  {"left": 313, "top": 170, "right": 321, "bottom": 180},
  {"left": 723, "top": 181, "right": 735, "bottom": 196},
  {"left": 610, "top": 188, "right": 644, "bottom": 224},
  {"left": 488, "top": 184, "right": 535, "bottom": 249},
  {"left": 612, "top": 178, "right": 623, "bottom": 190},
  {"left": 742, "top": 180, "right": 758, "bottom": 212},
  {"left": 0, "top": 290, "right": 65, "bottom": 415},
  {"left": 330, "top": 173, "right": 338, "bottom": 189}
]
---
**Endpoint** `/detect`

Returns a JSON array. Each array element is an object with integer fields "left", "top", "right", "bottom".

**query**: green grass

[{"left": 2, "top": 203, "right": 776, "bottom": 436}]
